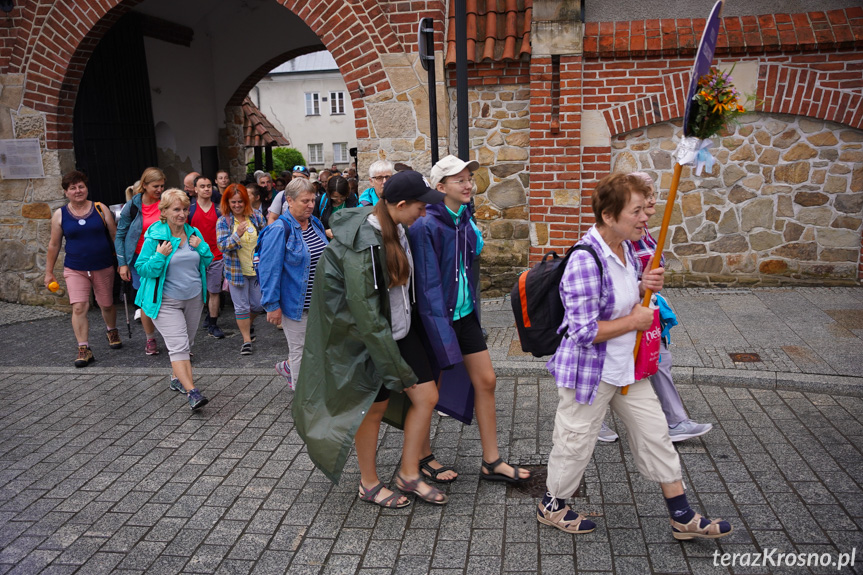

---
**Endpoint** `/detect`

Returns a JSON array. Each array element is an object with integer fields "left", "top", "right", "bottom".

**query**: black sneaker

[
  {"left": 249, "top": 325, "right": 256, "bottom": 342},
  {"left": 188, "top": 388, "right": 209, "bottom": 410},
  {"left": 240, "top": 342, "right": 253, "bottom": 355},
  {"left": 208, "top": 319, "right": 225, "bottom": 339}
]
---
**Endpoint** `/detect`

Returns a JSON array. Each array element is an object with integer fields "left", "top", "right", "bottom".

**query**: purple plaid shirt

[{"left": 546, "top": 226, "right": 642, "bottom": 405}]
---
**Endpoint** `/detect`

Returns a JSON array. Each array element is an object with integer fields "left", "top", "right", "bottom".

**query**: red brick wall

[{"left": 525, "top": 7, "right": 863, "bottom": 275}]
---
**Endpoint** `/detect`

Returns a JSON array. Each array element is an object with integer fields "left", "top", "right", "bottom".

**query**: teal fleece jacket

[{"left": 134, "top": 221, "right": 213, "bottom": 319}]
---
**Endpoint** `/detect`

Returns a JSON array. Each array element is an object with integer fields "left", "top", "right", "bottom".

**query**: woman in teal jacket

[{"left": 136, "top": 189, "right": 213, "bottom": 411}]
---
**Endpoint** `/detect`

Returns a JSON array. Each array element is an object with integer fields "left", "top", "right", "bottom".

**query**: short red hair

[{"left": 220, "top": 184, "right": 252, "bottom": 217}]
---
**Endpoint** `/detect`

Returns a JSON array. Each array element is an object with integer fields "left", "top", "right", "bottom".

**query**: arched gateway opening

[{"left": 19, "top": 0, "right": 399, "bottom": 201}]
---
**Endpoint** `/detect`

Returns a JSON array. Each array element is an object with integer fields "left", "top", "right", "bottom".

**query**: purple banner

[{"left": 683, "top": 0, "right": 726, "bottom": 137}]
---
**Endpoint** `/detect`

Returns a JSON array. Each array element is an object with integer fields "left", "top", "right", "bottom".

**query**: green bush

[{"left": 246, "top": 147, "right": 306, "bottom": 175}]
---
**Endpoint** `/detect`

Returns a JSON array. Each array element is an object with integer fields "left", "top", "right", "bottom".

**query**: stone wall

[
  {"left": 612, "top": 113, "right": 863, "bottom": 286},
  {"left": 453, "top": 84, "right": 532, "bottom": 296},
  {"left": 0, "top": 74, "right": 75, "bottom": 307}
]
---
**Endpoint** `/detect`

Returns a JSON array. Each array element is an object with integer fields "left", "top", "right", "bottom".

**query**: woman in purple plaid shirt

[
  {"left": 597, "top": 172, "right": 713, "bottom": 444},
  {"left": 537, "top": 173, "right": 732, "bottom": 541}
]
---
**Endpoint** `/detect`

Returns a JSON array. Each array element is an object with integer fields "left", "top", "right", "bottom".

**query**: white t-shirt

[
  {"left": 268, "top": 191, "right": 286, "bottom": 216},
  {"left": 590, "top": 226, "right": 639, "bottom": 387}
]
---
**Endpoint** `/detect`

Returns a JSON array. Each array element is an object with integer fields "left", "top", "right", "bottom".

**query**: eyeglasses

[
  {"left": 371, "top": 174, "right": 392, "bottom": 182},
  {"left": 447, "top": 177, "right": 474, "bottom": 186}
]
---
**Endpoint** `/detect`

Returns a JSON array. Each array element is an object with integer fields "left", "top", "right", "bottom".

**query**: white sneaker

[
  {"left": 134, "top": 308, "right": 142, "bottom": 322},
  {"left": 668, "top": 419, "right": 713, "bottom": 442},
  {"left": 597, "top": 421, "right": 619, "bottom": 443}
]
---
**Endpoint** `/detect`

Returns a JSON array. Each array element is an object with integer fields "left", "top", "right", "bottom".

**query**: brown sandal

[
  {"left": 670, "top": 513, "right": 733, "bottom": 540},
  {"left": 358, "top": 482, "right": 410, "bottom": 509},
  {"left": 395, "top": 473, "right": 448, "bottom": 505}
]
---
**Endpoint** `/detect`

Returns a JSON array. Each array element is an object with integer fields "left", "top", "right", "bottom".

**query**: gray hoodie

[{"left": 367, "top": 214, "right": 413, "bottom": 340}]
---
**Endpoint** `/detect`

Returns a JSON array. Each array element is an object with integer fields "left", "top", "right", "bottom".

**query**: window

[
  {"left": 330, "top": 91, "right": 345, "bottom": 115},
  {"left": 305, "top": 92, "right": 320, "bottom": 116},
  {"left": 333, "top": 143, "right": 349, "bottom": 164},
  {"left": 308, "top": 144, "right": 324, "bottom": 164}
]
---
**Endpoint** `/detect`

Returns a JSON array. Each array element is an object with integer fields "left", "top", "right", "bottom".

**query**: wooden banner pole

[{"left": 622, "top": 161, "right": 683, "bottom": 395}]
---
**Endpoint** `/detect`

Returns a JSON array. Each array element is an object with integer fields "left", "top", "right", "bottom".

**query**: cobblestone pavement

[{"left": 1, "top": 366, "right": 862, "bottom": 574}]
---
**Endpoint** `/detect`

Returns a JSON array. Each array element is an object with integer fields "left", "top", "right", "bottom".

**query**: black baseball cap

[{"left": 383, "top": 170, "right": 443, "bottom": 204}]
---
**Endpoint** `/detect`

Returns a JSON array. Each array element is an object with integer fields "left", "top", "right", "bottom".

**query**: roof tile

[
  {"left": 241, "top": 97, "right": 290, "bottom": 148},
  {"left": 446, "top": 0, "right": 531, "bottom": 66}
]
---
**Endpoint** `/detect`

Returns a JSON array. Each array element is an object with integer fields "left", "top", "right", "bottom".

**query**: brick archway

[{"left": 15, "top": 0, "right": 402, "bottom": 149}]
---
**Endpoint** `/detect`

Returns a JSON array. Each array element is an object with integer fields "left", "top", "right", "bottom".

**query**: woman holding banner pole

[{"left": 538, "top": 173, "right": 732, "bottom": 540}]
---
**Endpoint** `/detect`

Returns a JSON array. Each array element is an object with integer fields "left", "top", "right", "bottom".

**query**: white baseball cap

[{"left": 429, "top": 155, "right": 479, "bottom": 188}]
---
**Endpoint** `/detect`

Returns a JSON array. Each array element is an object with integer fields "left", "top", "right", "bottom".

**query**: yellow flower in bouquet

[{"left": 689, "top": 66, "right": 748, "bottom": 139}]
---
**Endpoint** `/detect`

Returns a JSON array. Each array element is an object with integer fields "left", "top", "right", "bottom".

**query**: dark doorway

[{"left": 73, "top": 13, "right": 158, "bottom": 206}]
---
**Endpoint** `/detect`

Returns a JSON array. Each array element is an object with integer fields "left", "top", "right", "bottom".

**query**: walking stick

[
  {"left": 622, "top": 0, "right": 725, "bottom": 396},
  {"left": 121, "top": 280, "right": 132, "bottom": 339}
]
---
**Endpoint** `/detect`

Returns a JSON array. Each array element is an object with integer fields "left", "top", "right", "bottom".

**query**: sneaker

[
  {"left": 188, "top": 388, "right": 209, "bottom": 410},
  {"left": 537, "top": 494, "right": 596, "bottom": 534},
  {"left": 169, "top": 376, "right": 184, "bottom": 393},
  {"left": 145, "top": 338, "right": 159, "bottom": 355},
  {"left": 134, "top": 308, "right": 142, "bottom": 322},
  {"left": 275, "top": 360, "right": 293, "bottom": 390},
  {"left": 597, "top": 421, "right": 619, "bottom": 443},
  {"left": 74, "top": 345, "right": 94, "bottom": 368},
  {"left": 668, "top": 420, "right": 713, "bottom": 443},
  {"left": 208, "top": 320, "right": 225, "bottom": 339},
  {"left": 106, "top": 328, "right": 122, "bottom": 349},
  {"left": 240, "top": 342, "right": 253, "bottom": 355},
  {"left": 249, "top": 326, "right": 256, "bottom": 342},
  {"left": 202, "top": 316, "right": 210, "bottom": 330}
]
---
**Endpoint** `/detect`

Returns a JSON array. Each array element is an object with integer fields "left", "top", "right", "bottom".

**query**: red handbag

[{"left": 634, "top": 307, "right": 661, "bottom": 380}]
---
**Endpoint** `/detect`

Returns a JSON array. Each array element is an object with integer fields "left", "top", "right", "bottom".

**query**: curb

[{"left": 4, "top": 364, "right": 862, "bottom": 398}]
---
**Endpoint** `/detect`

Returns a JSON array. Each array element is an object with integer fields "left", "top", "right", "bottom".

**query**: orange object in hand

[{"left": 48, "top": 281, "right": 59, "bottom": 292}]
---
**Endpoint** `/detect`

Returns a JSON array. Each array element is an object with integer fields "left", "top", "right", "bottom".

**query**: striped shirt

[{"left": 303, "top": 225, "right": 327, "bottom": 309}]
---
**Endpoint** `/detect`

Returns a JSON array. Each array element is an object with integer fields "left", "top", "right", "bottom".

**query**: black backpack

[{"left": 510, "top": 244, "right": 602, "bottom": 357}]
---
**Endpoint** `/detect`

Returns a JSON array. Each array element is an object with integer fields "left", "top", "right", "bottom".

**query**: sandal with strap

[
  {"left": 480, "top": 458, "right": 531, "bottom": 484},
  {"left": 419, "top": 454, "right": 458, "bottom": 484},
  {"left": 358, "top": 482, "right": 410, "bottom": 509},
  {"left": 395, "top": 473, "right": 448, "bottom": 505},
  {"left": 670, "top": 513, "right": 733, "bottom": 540}
]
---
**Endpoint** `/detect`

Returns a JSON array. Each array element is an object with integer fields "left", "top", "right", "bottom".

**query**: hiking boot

[
  {"left": 597, "top": 421, "right": 619, "bottom": 443},
  {"left": 208, "top": 318, "right": 225, "bottom": 339},
  {"left": 169, "top": 376, "right": 184, "bottom": 393},
  {"left": 275, "top": 360, "right": 293, "bottom": 390},
  {"left": 240, "top": 342, "right": 253, "bottom": 355},
  {"left": 668, "top": 420, "right": 713, "bottom": 443},
  {"left": 106, "top": 328, "right": 122, "bottom": 349},
  {"left": 74, "top": 345, "right": 94, "bottom": 368},
  {"left": 188, "top": 388, "right": 209, "bottom": 410},
  {"left": 145, "top": 338, "right": 159, "bottom": 355}
]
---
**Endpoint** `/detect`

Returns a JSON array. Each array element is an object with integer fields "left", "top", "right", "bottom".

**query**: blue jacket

[
  {"left": 115, "top": 193, "right": 145, "bottom": 267},
  {"left": 408, "top": 202, "right": 479, "bottom": 369},
  {"left": 358, "top": 187, "right": 379, "bottom": 207},
  {"left": 258, "top": 212, "right": 328, "bottom": 321},
  {"left": 133, "top": 221, "right": 213, "bottom": 319}
]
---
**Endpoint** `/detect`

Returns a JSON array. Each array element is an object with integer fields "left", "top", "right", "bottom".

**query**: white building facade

[{"left": 251, "top": 52, "right": 357, "bottom": 171}]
